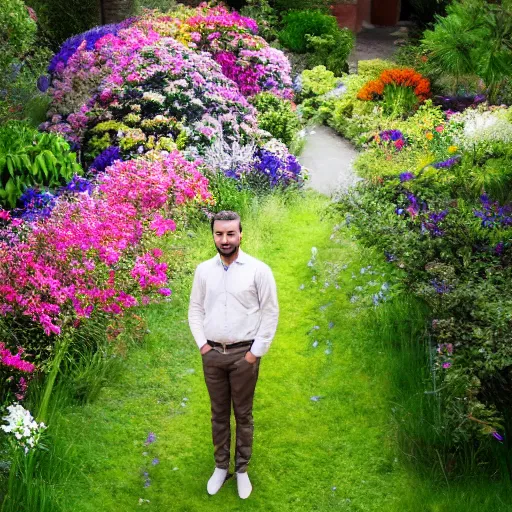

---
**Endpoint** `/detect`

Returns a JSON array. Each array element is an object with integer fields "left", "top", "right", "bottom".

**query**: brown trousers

[{"left": 201, "top": 343, "right": 261, "bottom": 473}]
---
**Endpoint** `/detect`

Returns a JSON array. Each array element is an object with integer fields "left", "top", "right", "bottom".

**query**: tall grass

[{"left": 364, "top": 293, "right": 512, "bottom": 489}]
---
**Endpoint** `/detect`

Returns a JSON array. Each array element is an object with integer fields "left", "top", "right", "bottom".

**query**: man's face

[{"left": 213, "top": 219, "right": 242, "bottom": 257}]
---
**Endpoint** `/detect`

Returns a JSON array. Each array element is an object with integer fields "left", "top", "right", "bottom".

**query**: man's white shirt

[{"left": 188, "top": 248, "right": 279, "bottom": 357}]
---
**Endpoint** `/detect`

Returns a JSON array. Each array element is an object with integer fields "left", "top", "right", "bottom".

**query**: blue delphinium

[
  {"left": 89, "top": 146, "right": 122, "bottom": 174},
  {"left": 14, "top": 188, "right": 57, "bottom": 222},
  {"left": 62, "top": 175, "right": 94, "bottom": 194}
]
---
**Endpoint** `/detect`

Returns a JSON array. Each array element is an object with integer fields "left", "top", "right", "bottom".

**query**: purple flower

[
  {"left": 384, "top": 251, "right": 397, "bottom": 262},
  {"left": 89, "top": 146, "right": 122, "bottom": 174},
  {"left": 492, "top": 431, "right": 504, "bottom": 442},
  {"left": 62, "top": 175, "right": 93, "bottom": 194},
  {"left": 432, "top": 156, "right": 461, "bottom": 169},
  {"left": 145, "top": 432, "right": 156, "bottom": 445},
  {"left": 48, "top": 20, "right": 134, "bottom": 74},
  {"left": 474, "top": 194, "right": 512, "bottom": 228},
  {"left": 37, "top": 75, "right": 50, "bottom": 92},
  {"left": 442, "top": 362, "right": 452, "bottom": 369},
  {"left": 495, "top": 242, "right": 504, "bottom": 255},
  {"left": 151, "top": 458, "right": 159, "bottom": 465},
  {"left": 379, "top": 129, "right": 404, "bottom": 142},
  {"left": 399, "top": 172, "right": 415, "bottom": 182},
  {"left": 431, "top": 279, "right": 452, "bottom": 294}
]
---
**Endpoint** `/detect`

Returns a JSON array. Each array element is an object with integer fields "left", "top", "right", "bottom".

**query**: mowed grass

[{"left": 50, "top": 191, "right": 512, "bottom": 511}]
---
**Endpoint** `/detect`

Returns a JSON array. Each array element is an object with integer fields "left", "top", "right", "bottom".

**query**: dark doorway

[{"left": 400, "top": 0, "right": 413, "bottom": 21}]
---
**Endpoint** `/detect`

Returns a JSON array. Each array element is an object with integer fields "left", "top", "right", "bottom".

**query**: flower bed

[{"left": 308, "top": 60, "right": 512, "bottom": 468}]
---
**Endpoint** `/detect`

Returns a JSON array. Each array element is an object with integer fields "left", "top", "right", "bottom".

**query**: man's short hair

[{"left": 210, "top": 210, "right": 242, "bottom": 233}]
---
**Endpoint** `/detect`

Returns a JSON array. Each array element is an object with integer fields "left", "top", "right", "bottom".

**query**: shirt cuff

[{"left": 250, "top": 338, "right": 270, "bottom": 357}]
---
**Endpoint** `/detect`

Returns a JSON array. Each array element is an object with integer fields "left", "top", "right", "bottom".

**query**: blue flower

[
  {"left": 399, "top": 172, "right": 415, "bottom": 182},
  {"left": 89, "top": 146, "right": 122, "bottom": 174},
  {"left": 37, "top": 75, "right": 50, "bottom": 92}
]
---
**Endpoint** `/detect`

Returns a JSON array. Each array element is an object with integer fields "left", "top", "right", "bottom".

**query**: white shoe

[
  {"left": 207, "top": 467, "right": 228, "bottom": 495},
  {"left": 236, "top": 471, "right": 252, "bottom": 499}
]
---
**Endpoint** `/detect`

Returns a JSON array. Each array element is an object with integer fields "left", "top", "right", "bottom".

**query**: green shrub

[
  {"left": 203, "top": 169, "right": 254, "bottom": 216},
  {"left": 0, "top": 0, "right": 37, "bottom": 70},
  {"left": 278, "top": 9, "right": 340, "bottom": 54},
  {"left": 357, "top": 59, "right": 397, "bottom": 80},
  {"left": 240, "top": 0, "right": 280, "bottom": 42},
  {"left": 421, "top": 0, "right": 512, "bottom": 104},
  {"left": 0, "top": 121, "right": 82, "bottom": 208},
  {"left": 250, "top": 92, "right": 301, "bottom": 147},
  {"left": 299, "top": 65, "right": 339, "bottom": 99},
  {"left": 273, "top": 0, "right": 329, "bottom": 15},
  {"left": 305, "top": 29, "right": 354, "bottom": 75},
  {"left": 25, "top": 0, "right": 100, "bottom": 49}
]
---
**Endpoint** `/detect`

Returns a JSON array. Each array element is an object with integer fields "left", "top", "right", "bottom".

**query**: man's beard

[{"left": 215, "top": 243, "right": 239, "bottom": 257}]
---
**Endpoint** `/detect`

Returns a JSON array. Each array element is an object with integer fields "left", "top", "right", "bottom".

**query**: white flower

[{"left": 1, "top": 403, "right": 47, "bottom": 454}]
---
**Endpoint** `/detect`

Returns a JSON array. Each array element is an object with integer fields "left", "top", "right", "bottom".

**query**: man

[{"left": 188, "top": 210, "right": 279, "bottom": 499}]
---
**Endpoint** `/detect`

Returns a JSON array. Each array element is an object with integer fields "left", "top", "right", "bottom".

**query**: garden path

[
  {"left": 299, "top": 125, "right": 360, "bottom": 196},
  {"left": 348, "top": 26, "right": 403, "bottom": 72}
]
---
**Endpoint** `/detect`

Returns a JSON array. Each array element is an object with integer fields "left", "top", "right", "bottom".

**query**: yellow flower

[
  {"left": 448, "top": 145, "right": 458, "bottom": 154},
  {"left": 425, "top": 132, "right": 434, "bottom": 141}
]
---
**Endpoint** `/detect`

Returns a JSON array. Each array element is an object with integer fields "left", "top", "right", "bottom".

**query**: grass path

[{"left": 56, "top": 193, "right": 414, "bottom": 511}]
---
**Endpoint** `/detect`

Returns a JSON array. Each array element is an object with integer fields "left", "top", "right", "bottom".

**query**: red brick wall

[{"left": 330, "top": 0, "right": 373, "bottom": 33}]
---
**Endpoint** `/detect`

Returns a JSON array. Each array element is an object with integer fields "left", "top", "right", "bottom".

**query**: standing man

[{"left": 188, "top": 210, "right": 279, "bottom": 499}]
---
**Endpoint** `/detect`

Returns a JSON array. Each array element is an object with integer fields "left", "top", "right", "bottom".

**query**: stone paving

[{"left": 300, "top": 26, "right": 403, "bottom": 196}]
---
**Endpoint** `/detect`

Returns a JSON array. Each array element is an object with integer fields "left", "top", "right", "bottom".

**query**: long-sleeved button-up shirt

[{"left": 188, "top": 248, "right": 279, "bottom": 357}]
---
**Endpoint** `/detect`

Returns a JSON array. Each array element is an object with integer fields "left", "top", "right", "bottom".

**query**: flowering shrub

[
  {"left": 42, "top": 25, "right": 262, "bottom": 161},
  {"left": 1, "top": 343, "right": 35, "bottom": 404},
  {"left": 134, "top": 4, "right": 293, "bottom": 99},
  {"left": 0, "top": 152, "right": 211, "bottom": 344}
]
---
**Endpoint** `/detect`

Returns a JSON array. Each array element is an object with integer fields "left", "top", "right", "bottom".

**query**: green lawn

[{"left": 50, "top": 192, "right": 511, "bottom": 511}]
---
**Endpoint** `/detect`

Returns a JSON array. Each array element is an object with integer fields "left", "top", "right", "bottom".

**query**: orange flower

[
  {"left": 425, "top": 132, "right": 434, "bottom": 140},
  {"left": 357, "top": 79, "right": 384, "bottom": 101},
  {"left": 358, "top": 67, "right": 431, "bottom": 103}
]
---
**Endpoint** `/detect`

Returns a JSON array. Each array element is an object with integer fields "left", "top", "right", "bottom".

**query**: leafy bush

[
  {"left": 278, "top": 10, "right": 340, "bottom": 54},
  {"left": 272, "top": 0, "right": 329, "bottom": 15},
  {"left": 0, "top": 121, "right": 82, "bottom": 208},
  {"left": 0, "top": 0, "right": 52, "bottom": 125},
  {"left": 357, "top": 59, "right": 397, "bottom": 80},
  {"left": 0, "top": 0, "right": 37, "bottom": 70},
  {"left": 305, "top": 29, "right": 354, "bottom": 75},
  {"left": 422, "top": 0, "right": 512, "bottom": 104},
  {"left": 240, "top": 0, "right": 279, "bottom": 42},
  {"left": 25, "top": 0, "right": 101, "bottom": 49},
  {"left": 250, "top": 92, "right": 301, "bottom": 147}
]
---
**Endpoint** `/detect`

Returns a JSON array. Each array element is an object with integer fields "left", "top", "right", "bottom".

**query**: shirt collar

[{"left": 216, "top": 248, "right": 248, "bottom": 267}]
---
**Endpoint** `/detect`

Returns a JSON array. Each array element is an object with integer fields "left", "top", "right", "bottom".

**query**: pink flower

[{"left": 150, "top": 215, "right": 177, "bottom": 236}]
